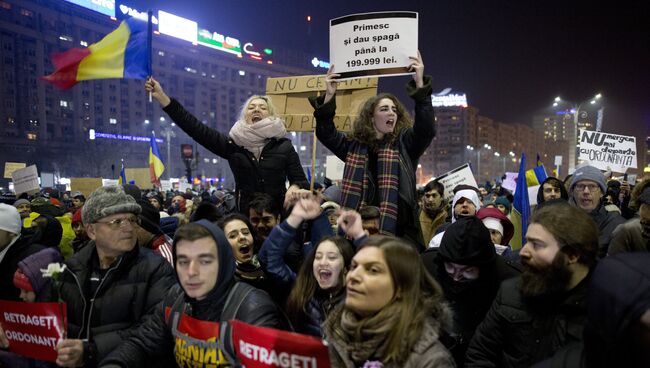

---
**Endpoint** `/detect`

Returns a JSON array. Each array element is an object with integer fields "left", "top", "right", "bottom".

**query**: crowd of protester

[{"left": 0, "top": 56, "right": 648, "bottom": 366}]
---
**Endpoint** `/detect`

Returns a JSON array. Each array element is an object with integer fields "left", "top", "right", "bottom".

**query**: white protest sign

[
  {"left": 179, "top": 181, "right": 192, "bottom": 192},
  {"left": 325, "top": 155, "right": 345, "bottom": 181},
  {"left": 330, "top": 11, "right": 418, "bottom": 80},
  {"left": 12, "top": 165, "right": 40, "bottom": 195},
  {"left": 502, "top": 172, "right": 518, "bottom": 193},
  {"left": 160, "top": 180, "right": 172, "bottom": 192},
  {"left": 432, "top": 163, "right": 478, "bottom": 203},
  {"left": 578, "top": 129, "right": 637, "bottom": 173},
  {"left": 102, "top": 179, "right": 119, "bottom": 187}
]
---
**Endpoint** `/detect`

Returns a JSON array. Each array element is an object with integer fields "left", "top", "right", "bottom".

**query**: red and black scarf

[{"left": 340, "top": 141, "right": 400, "bottom": 236}]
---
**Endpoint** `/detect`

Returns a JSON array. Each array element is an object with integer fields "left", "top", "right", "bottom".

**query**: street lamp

[
  {"left": 552, "top": 94, "right": 603, "bottom": 172},
  {"left": 495, "top": 151, "right": 506, "bottom": 175}
]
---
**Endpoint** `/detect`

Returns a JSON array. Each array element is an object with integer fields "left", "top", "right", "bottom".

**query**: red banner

[
  {"left": 0, "top": 300, "right": 67, "bottom": 362},
  {"left": 231, "top": 320, "right": 330, "bottom": 368}
]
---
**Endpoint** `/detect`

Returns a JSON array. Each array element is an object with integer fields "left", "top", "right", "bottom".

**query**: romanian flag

[
  {"left": 149, "top": 132, "right": 165, "bottom": 185},
  {"left": 42, "top": 18, "right": 150, "bottom": 89},
  {"left": 118, "top": 160, "right": 126, "bottom": 185},
  {"left": 525, "top": 165, "right": 548, "bottom": 187},
  {"left": 511, "top": 153, "right": 530, "bottom": 250}
]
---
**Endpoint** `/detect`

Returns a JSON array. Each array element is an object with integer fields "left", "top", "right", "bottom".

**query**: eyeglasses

[
  {"left": 575, "top": 183, "right": 600, "bottom": 192},
  {"left": 95, "top": 216, "right": 140, "bottom": 229}
]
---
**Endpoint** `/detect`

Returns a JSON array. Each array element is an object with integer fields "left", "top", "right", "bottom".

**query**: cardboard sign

[
  {"left": 330, "top": 11, "right": 418, "bottom": 80},
  {"left": 433, "top": 163, "right": 478, "bottom": 203},
  {"left": 0, "top": 301, "right": 67, "bottom": 362},
  {"left": 125, "top": 168, "right": 154, "bottom": 189},
  {"left": 4, "top": 162, "right": 26, "bottom": 179},
  {"left": 102, "top": 179, "right": 119, "bottom": 187},
  {"left": 160, "top": 180, "right": 172, "bottom": 192},
  {"left": 231, "top": 320, "right": 330, "bottom": 368},
  {"left": 70, "top": 178, "right": 103, "bottom": 198},
  {"left": 266, "top": 75, "right": 377, "bottom": 132},
  {"left": 578, "top": 129, "right": 637, "bottom": 173},
  {"left": 11, "top": 165, "right": 40, "bottom": 196},
  {"left": 502, "top": 172, "right": 518, "bottom": 194}
]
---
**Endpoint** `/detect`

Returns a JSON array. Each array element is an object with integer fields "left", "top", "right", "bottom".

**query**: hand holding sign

[
  {"left": 323, "top": 65, "right": 340, "bottom": 104},
  {"left": 409, "top": 50, "right": 424, "bottom": 88},
  {"left": 56, "top": 339, "right": 84, "bottom": 367},
  {"left": 0, "top": 322, "right": 9, "bottom": 348}
]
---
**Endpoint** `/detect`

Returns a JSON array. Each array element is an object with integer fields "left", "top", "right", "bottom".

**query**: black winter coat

[
  {"left": 587, "top": 204, "right": 626, "bottom": 258},
  {"left": 0, "top": 233, "right": 45, "bottom": 301},
  {"left": 310, "top": 77, "right": 435, "bottom": 250},
  {"left": 99, "top": 282, "right": 288, "bottom": 367},
  {"left": 163, "top": 99, "right": 308, "bottom": 213},
  {"left": 465, "top": 275, "right": 590, "bottom": 368},
  {"left": 42, "top": 242, "right": 176, "bottom": 365}
]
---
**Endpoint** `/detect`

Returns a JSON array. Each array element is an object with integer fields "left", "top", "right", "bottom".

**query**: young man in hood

[
  {"left": 428, "top": 185, "right": 481, "bottom": 248},
  {"left": 99, "top": 219, "right": 287, "bottom": 367}
]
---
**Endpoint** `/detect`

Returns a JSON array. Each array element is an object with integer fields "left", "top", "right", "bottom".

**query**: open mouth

[
  {"left": 318, "top": 269, "right": 333, "bottom": 282},
  {"left": 239, "top": 245, "right": 251, "bottom": 255},
  {"left": 386, "top": 119, "right": 395, "bottom": 127},
  {"left": 251, "top": 114, "right": 262, "bottom": 123}
]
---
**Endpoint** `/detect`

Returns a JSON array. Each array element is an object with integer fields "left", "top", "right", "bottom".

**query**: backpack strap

[
  {"left": 218, "top": 282, "right": 256, "bottom": 367},
  {"left": 166, "top": 287, "right": 186, "bottom": 330}
]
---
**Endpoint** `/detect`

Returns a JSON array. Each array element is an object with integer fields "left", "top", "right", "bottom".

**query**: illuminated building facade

[{"left": 0, "top": 0, "right": 332, "bottom": 188}]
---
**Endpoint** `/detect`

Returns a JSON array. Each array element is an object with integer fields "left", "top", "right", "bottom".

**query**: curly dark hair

[{"left": 351, "top": 93, "right": 413, "bottom": 147}]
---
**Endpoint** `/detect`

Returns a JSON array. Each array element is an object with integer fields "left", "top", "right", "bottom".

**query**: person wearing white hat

[{"left": 0, "top": 203, "right": 45, "bottom": 301}]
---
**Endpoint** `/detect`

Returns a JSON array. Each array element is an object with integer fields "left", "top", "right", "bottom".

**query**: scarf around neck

[
  {"left": 340, "top": 141, "right": 400, "bottom": 236},
  {"left": 228, "top": 117, "right": 287, "bottom": 159}
]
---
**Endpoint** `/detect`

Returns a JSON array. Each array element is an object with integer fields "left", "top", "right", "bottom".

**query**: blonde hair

[{"left": 238, "top": 95, "right": 278, "bottom": 122}]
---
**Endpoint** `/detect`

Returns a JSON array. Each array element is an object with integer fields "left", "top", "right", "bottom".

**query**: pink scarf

[{"left": 228, "top": 117, "right": 287, "bottom": 158}]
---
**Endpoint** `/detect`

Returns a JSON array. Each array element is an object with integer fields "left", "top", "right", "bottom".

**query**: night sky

[{"left": 127, "top": 0, "right": 649, "bottom": 140}]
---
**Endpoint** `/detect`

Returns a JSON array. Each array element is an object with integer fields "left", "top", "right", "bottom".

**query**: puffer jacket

[
  {"left": 42, "top": 242, "right": 176, "bottom": 365},
  {"left": 465, "top": 275, "right": 590, "bottom": 368},
  {"left": 163, "top": 99, "right": 308, "bottom": 213},
  {"left": 310, "top": 77, "right": 435, "bottom": 250}
]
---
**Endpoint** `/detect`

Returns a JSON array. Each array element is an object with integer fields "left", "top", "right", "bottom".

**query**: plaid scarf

[{"left": 340, "top": 141, "right": 400, "bottom": 236}]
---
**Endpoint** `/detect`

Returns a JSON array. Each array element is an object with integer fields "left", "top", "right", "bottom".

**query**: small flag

[
  {"left": 42, "top": 18, "right": 151, "bottom": 89},
  {"left": 118, "top": 159, "right": 126, "bottom": 185},
  {"left": 149, "top": 132, "right": 165, "bottom": 185},
  {"left": 525, "top": 165, "right": 548, "bottom": 186},
  {"left": 511, "top": 153, "right": 530, "bottom": 250}
]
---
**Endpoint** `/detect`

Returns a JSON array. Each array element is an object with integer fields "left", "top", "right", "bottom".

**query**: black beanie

[
  {"left": 137, "top": 199, "right": 161, "bottom": 235},
  {"left": 440, "top": 216, "right": 496, "bottom": 265}
]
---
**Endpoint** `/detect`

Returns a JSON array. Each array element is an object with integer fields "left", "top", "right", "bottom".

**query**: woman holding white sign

[
  {"left": 145, "top": 78, "right": 308, "bottom": 214},
  {"left": 309, "top": 52, "right": 433, "bottom": 250}
]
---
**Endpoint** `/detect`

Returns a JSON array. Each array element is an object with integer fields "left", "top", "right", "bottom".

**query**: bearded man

[{"left": 465, "top": 202, "right": 598, "bottom": 368}]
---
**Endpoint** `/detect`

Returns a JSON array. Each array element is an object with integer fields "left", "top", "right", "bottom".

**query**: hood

[
  {"left": 476, "top": 207, "right": 514, "bottom": 246},
  {"left": 536, "top": 177, "right": 569, "bottom": 204},
  {"left": 439, "top": 216, "right": 496, "bottom": 265},
  {"left": 34, "top": 215, "right": 63, "bottom": 248},
  {"left": 451, "top": 189, "right": 481, "bottom": 223},
  {"left": 172, "top": 219, "right": 236, "bottom": 317}
]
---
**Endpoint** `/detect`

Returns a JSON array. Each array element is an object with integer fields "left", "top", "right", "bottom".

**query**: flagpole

[
  {"left": 310, "top": 130, "right": 317, "bottom": 192},
  {"left": 147, "top": 10, "right": 153, "bottom": 102}
]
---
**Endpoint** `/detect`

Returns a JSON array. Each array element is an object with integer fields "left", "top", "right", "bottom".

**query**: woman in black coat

[{"left": 145, "top": 78, "right": 308, "bottom": 214}]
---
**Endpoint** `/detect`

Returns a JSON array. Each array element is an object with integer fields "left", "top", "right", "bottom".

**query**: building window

[
  {"left": 59, "top": 100, "right": 68, "bottom": 107},
  {"left": 20, "top": 8, "right": 33, "bottom": 17},
  {"left": 109, "top": 118, "right": 117, "bottom": 124}
]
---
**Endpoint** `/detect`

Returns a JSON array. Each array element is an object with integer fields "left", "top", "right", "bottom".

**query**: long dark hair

[
  {"left": 217, "top": 213, "right": 261, "bottom": 252},
  {"left": 351, "top": 93, "right": 413, "bottom": 147},
  {"left": 286, "top": 236, "right": 354, "bottom": 327}
]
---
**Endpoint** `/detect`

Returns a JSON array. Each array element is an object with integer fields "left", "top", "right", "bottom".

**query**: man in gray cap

[
  {"left": 569, "top": 164, "right": 625, "bottom": 257},
  {"left": 609, "top": 179, "right": 650, "bottom": 254},
  {"left": 1, "top": 186, "right": 177, "bottom": 367}
]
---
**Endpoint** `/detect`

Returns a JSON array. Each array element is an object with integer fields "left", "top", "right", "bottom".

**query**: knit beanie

[
  {"left": 0, "top": 203, "right": 22, "bottom": 235},
  {"left": 13, "top": 199, "right": 30, "bottom": 208},
  {"left": 137, "top": 199, "right": 161, "bottom": 235},
  {"left": 17, "top": 247, "right": 63, "bottom": 295},
  {"left": 495, "top": 196, "right": 512, "bottom": 214},
  {"left": 122, "top": 184, "right": 142, "bottom": 201},
  {"left": 82, "top": 186, "right": 141, "bottom": 225},
  {"left": 323, "top": 185, "right": 342, "bottom": 204},
  {"left": 482, "top": 217, "right": 504, "bottom": 236},
  {"left": 571, "top": 165, "right": 606, "bottom": 193},
  {"left": 13, "top": 268, "right": 33, "bottom": 292},
  {"left": 440, "top": 216, "right": 496, "bottom": 265}
]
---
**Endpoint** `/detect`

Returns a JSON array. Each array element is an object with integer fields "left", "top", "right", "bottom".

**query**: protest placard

[
  {"left": 160, "top": 180, "right": 172, "bottom": 191},
  {"left": 41, "top": 172, "right": 55, "bottom": 188},
  {"left": 0, "top": 300, "right": 67, "bottom": 362},
  {"left": 578, "top": 129, "right": 637, "bottom": 173},
  {"left": 231, "top": 320, "right": 330, "bottom": 368},
  {"left": 4, "top": 162, "right": 26, "bottom": 179},
  {"left": 432, "top": 163, "right": 478, "bottom": 203},
  {"left": 70, "top": 178, "right": 103, "bottom": 198},
  {"left": 102, "top": 179, "right": 119, "bottom": 187},
  {"left": 502, "top": 172, "right": 518, "bottom": 194},
  {"left": 330, "top": 11, "right": 418, "bottom": 80},
  {"left": 265, "top": 74, "right": 377, "bottom": 132},
  {"left": 325, "top": 155, "right": 345, "bottom": 181},
  {"left": 11, "top": 165, "right": 40, "bottom": 196}
]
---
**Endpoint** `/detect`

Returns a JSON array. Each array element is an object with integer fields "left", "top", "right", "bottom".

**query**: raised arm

[
  {"left": 145, "top": 77, "right": 235, "bottom": 159},
  {"left": 401, "top": 51, "right": 435, "bottom": 161},
  {"left": 308, "top": 65, "right": 350, "bottom": 161}
]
